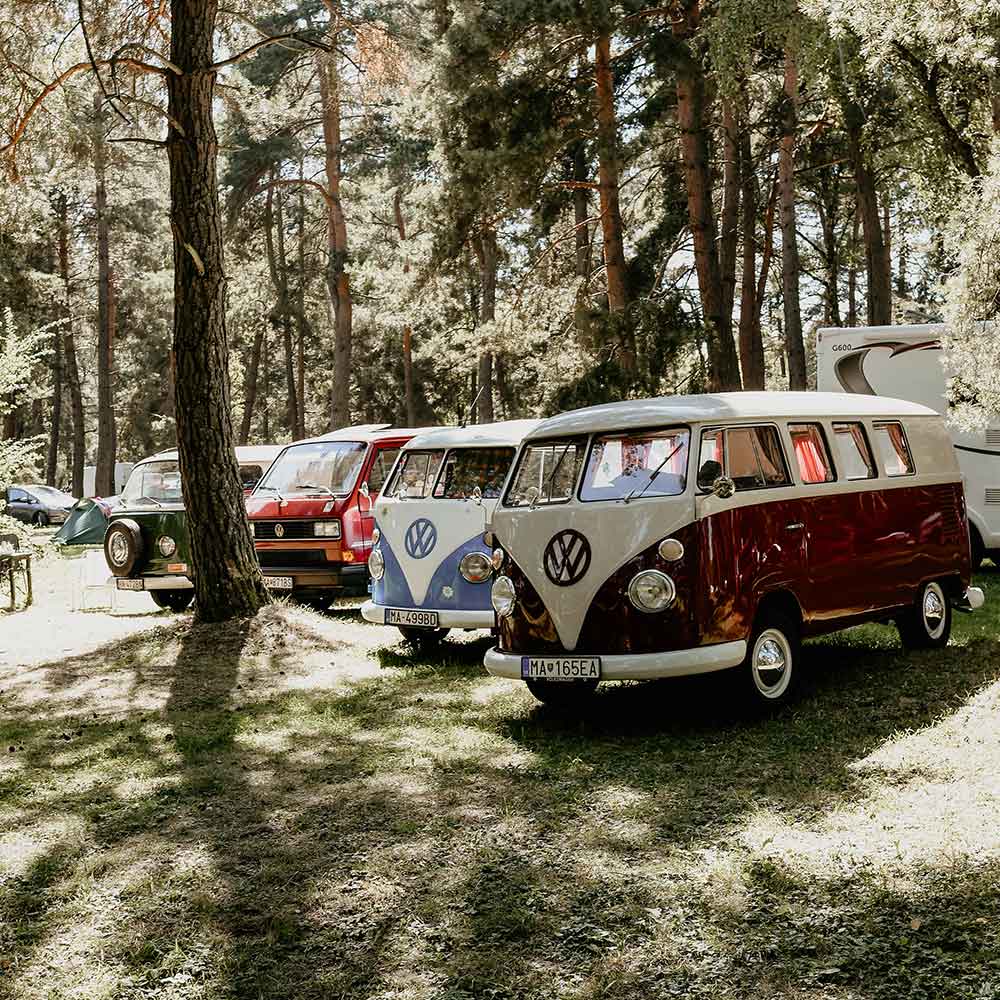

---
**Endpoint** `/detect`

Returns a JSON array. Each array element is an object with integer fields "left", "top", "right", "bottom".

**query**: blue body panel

[{"left": 373, "top": 530, "right": 492, "bottom": 612}]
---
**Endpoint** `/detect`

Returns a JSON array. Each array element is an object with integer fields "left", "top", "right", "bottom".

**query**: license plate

[
  {"left": 116, "top": 578, "right": 144, "bottom": 591},
  {"left": 264, "top": 576, "right": 294, "bottom": 590},
  {"left": 386, "top": 608, "right": 439, "bottom": 628},
  {"left": 521, "top": 656, "right": 601, "bottom": 680}
]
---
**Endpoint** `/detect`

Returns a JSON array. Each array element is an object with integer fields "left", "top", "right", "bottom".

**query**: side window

[
  {"left": 367, "top": 448, "right": 400, "bottom": 494},
  {"left": 8, "top": 488, "right": 27, "bottom": 502},
  {"left": 788, "top": 423, "right": 835, "bottom": 484},
  {"left": 831, "top": 422, "right": 876, "bottom": 480},
  {"left": 872, "top": 421, "right": 915, "bottom": 477},
  {"left": 698, "top": 426, "right": 790, "bottom": 491}
]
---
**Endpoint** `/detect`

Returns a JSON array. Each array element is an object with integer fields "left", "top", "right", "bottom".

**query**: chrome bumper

[
  {"left": 484, "top": 640, "right": 748, "bottom": 681},
  {"left": 361, "top": 599, "right": 495, "bottom": 630}
]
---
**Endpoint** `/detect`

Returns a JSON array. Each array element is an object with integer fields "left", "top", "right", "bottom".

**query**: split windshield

[
  {"left": 385, "top": 447, "right": 516, "bottom": 499},
  {"left": 122, "top": 460, "right": 183, "bottom": 504},
  {"left": 257, "top": 441, "right": 367, "bottom": 496}
]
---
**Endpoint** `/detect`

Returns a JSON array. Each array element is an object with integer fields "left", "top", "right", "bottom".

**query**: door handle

[{"left": 785, "top": 522, "right": 804, "bottom": 531}]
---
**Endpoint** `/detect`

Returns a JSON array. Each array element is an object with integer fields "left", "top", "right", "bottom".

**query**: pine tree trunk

[
  {"left": 673, "top": 1, "right": 741, "bottom": 390},
  {"left": 94, "top": 92, "right": 117, "bottom": 496},
  {"left": 778, "top": 47, "right": 806, "bottom": 389},
  {"left": 317, "top": 41, "right": 352, "bottom": 430},
  {"left": 848, "top": 201, "right": 859, "bottom": 326},
  {"left": 473, "top": 228, "right": 496, "bottom": 424},
  {"left": 738, "top": 125, "right": 765, "bottom": 390},
  {"left": 240, "top": 327, "right": 263, "bottom": 445},
  {"left": 296, "top": 168, "right": 307, "bottom": 438},
  {"left": 594, "top": 32, "right": 633, "bottom": 369},
  {"left": 393, "top": 189, "right": 417, "bottom": 426},
  {"left": 720, "top": 97, "right": 740, "bottom": 322},
  {"left": 47, "top": 215, "right": 63, "bottom": 487},
  {"left": 817, "top": 167, "right": 842, "bottom": 326},
  {"left": 166, "top": 0, "right": 268, "bottom": 621},
  {"left": 266, "top": 178, "right": 299, "bottom": 435},
  {"left": 572, "top": 140, "right": 591, "bottom": 279},
  {"left": 58, "top": 194, "right": 85, "bottom": 498}
]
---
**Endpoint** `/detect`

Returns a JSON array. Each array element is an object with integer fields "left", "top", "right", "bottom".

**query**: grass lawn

[{"left": 2, "top": 571, "right": 1000, "bottom": 1000}]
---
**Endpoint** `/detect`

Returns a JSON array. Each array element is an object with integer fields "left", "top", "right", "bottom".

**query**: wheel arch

[{"left": 752, "top": 588, "right": 803, "bottom": 632}]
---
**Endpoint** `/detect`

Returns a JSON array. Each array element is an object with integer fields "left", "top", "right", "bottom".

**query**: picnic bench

[{"left": 0, "top": 533, "right": 32, "bottom": 611}]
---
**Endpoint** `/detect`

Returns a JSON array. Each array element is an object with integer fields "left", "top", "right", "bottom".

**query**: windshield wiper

[
  {"left": 295, "top": 484, "right": 335, "bottom": 495},
  {"left": 135, "top": 495, "right": 165, "bottom": 508},
  {"left": 623, "top": 441, "right": 686, "bottom": 504},
  {"left": 255, "top": 485, "right": 287, "bottom": 501}
]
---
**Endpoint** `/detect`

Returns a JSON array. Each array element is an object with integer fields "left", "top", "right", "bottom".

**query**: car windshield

[
  {"left": 505, "top": 438, "right": 586, "bottom": 507},
  {"left": 580, "top": 428, "right": 690, "bottom": 501},
  {"left": 121, "top": 460, "right": 183, "bottom": 504},
  {"left": 31, "top": 485, "right": 76, "bottom": 505},
  {"left": 257, "top": 441, "right": 367, "bottom": 496},
  {"left": 433, "top": 447, "right": 516, "bottom": 499}
]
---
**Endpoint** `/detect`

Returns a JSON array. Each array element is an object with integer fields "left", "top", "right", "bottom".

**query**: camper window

[
  {"left": 788, "top": 424, "right": 835, "bottom": 484},
  {"left": 831, "top": 422, "right": 876, "bottom": 481},
  {"left": 872, "top": 422, "right": 915, "bottom": 477},
  {"left": 699, "top": 426, "right": 789, "bottom": 491}
]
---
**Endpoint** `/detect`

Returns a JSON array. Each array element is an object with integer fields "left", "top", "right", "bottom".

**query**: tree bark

[
  {"left": 594, "top": 32, "right": 634, "bottom": 370},
  {"left": 738, "top": 124, "right": 765, "bottom": 390},
  {"left": 472, "top": 228, "right": 496, "bottom": 424},
  {"left": 57, "top": 194, "right": 85, "bottom": 497},
  {"left": 166, "top": 0, "right": 268, "bottom": 621},
  {"left": 240, "top": 326, "right": 263, "bottom": 445},
  {"left": 46, "top": 214, "right": 63, "bottom": 487},
  {"left": 572, "top": 141, "right": 591, "bottom": 280},
  {"left": 393, "top": 189, "right": 417, "bottom": 426},
  {"left": 317, "top": 40, "right": 352, "bottom": 430},
  {"left": 94, "top": 92, "right": 117, "bottom": 496},
  {"left": 847, "top": 201, "right": 859, "bottom": 326},
  {"left": 296, "top": 165, "right": 307, "bottom": 439},
  {"left": 720, "top": 97, "right": 740, "bottom": 323},
  {"left": 673, "top": 1, "right": 741, "bottom": 390},
  {"left": 264, "top": 176, "right": 299, "bottom": 435},
  {"left": 816, "top": 166, "right": 842, "bottom": 326},
  {"left": 778, "top": 47, "right": 806, "bottom": 389}
]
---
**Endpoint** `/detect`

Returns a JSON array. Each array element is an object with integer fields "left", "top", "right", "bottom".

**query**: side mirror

[
  {"left": 471, "top": 485, "right": 483, "bottom": 506},
  {"left": 712, "top": 476, "right": 736, "bottom": 500},
  {"left": 358, "top": 481, "right": 371, "bottom": 512}
]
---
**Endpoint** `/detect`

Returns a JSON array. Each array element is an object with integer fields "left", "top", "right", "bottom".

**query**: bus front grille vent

[{"left": 985, "top": 488, "right": 1000, "bottom": 506}]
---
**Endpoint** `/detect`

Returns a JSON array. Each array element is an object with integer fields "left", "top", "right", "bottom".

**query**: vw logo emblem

[
  {"left": 404, "top": 518, "right": 438, "bottom": 559},
  {"left": 543, "top": 529, "right": 591, "bottom": 587},
  {"left": 274, "top": 524, "right": 285, "bottom": 538}
]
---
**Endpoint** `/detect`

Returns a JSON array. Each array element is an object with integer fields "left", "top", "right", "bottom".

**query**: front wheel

[
  {"left": 897, "top": 580, "right": 952, "bottom": 650},
  {"left": 150, "top": 589, "right": 194, "bottom": 612},
  {"left": 524, "top": 677, "right": 600, "bottom": 708},
  {"left": 33, "top": 511, "right": 48, "bottom": 527},
  {"left": 398, "top": 626, "right": 451, "bottom": 649},
  {"left": 738, "top": 610, "right": 800, "bottom": 710}
]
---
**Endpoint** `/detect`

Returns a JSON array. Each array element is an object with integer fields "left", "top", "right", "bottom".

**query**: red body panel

[{"left": 498, "top": 482, "right": 971, "bottom": 655}]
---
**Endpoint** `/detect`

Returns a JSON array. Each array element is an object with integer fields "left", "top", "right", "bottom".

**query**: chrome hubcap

[
  {"left": 109, "top": 533, "right": 128, "bottom": 565},
  {"left": 922, "top": 584, "right": 946, "bottom": 638},
  {"left": 752, "top": 629, "right": 792, "bottom": 699}
]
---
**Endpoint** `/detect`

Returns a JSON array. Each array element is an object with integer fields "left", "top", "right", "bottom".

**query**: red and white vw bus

[
  {"left": 486, "top": 392, "right": 984, "bottom": 709},
  {"left": 246, "top": 425, "right": 430, "bottom": 606}
]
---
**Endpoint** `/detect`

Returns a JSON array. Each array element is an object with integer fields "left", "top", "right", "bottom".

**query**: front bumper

[
  {"left": 116, "top": 575, "right": 193, "bottom": 592},
  {"left": 484, "top": 640, "right": 747, "bottom": 681},
  {"left": 258, "top": 563, "right": 368, "bottom": 594},
  {"left": 361, "top": 600, "right": 495, "bottom": 630}
]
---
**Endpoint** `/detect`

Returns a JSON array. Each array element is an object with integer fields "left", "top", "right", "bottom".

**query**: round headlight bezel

[
  {"left": 368, "top": 546, "right": 385, "bottom": 581},
  {"left": 657, "top": 537, "right": 684, "bottom": 562},
  {"left": 157, "top": 535, "right": 177, "bottom": 558},
  {"left": 491, "top": 547, "right": 505, "bottom": 571},
  {"left": 460, "top": 551, "right": 492, "bottom": 583},
  {"left": 627, "top": 569, "right": 676, "bottom": 613},
  {"left": 491, "top": 574, "right": 516, "bottom": 618},
  {"left": 371, "top": 527, "right": 381, "bottom": 545}
]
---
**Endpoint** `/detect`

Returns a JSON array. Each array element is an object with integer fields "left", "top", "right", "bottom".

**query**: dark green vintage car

[{"left": 103, "top": 446, "right": 281, "bottom": 610}]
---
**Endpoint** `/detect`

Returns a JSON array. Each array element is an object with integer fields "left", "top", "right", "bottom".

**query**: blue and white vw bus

[{"left": 362, "top": 420, "right": 540, "bottom": 646}]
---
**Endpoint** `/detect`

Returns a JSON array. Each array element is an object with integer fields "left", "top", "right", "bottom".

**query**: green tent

[{"left": 53, "top": 497, "right": 119, "bottom": 547}]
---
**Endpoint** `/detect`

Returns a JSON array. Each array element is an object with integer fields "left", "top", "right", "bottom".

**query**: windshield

[
  {"left": 121, "top": 460, "right": 183, "bottom": 504},
  {"left": 257, "top": 441, "right": 367, "bottom": 496},
  {"left": 31, "top": 485, "right": 76, "bottom": 505},
  {"left": 384, "top": 450, "right": 446, "bottom": 499},
  {"left": 433, "top": 447, "right": 516, "bottom": 499},
  {"left": 505, "top": 438, "right": 586, "bottom": 507},
  {"left": 581, "top": 428, "right": 690, "bottom": 501}
]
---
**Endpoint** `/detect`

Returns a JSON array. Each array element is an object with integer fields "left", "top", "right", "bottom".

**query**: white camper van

[{"left": 817, "top": 324, "right": 1000, "bottom": 566}]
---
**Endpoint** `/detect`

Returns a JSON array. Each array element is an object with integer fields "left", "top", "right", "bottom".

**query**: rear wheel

[
  {"left": 398, "top": 625, "right": 451, "bottom": 649},
  {"left": 738, "top": 609, "right": 800, "bottom": 710},
  {"left": 525, "top": 677, "right": 600, "bottom": 708},
  {"left": 299, "top": 594, "right": 333, "bottom": 612},
  {"left": 150, "top": 589, "right": 194, "bottom": 612},
  {"left": 897, "top": 580, "right": 952, "bottom": 650}
]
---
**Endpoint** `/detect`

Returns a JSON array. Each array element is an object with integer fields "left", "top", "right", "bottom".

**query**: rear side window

[
  {"left": 367, "top": 448, "right": 400, "bottom": 494},
  {"left": 831, "top": 422, "right": 876, "bottom": 480},
  {"left": 505, "top": 439, "right": 585, "bottom": 506},
  {"left": 788, "top": 424, "right": 835, "bottom": 484},
  {"left": 385, "top": 450, "right": 444, "bottom": 499},
  {"left": 698, "top": 426, "right": 790, "bottom": 491},
  {"left": 872, "top": 422, "right": 915, "bottom": 477}
]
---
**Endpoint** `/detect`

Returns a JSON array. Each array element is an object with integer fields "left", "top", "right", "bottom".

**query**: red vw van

[
  {"left": 246, "top": 425, "right": 429, "bottom": 606},
  {"left": 486, "top": 392, "right": 984, "bottom": 709}
]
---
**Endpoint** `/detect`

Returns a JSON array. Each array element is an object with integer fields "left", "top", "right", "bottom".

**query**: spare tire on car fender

[{"left": 104, "top": 519, "right": 144, "bottom": 577}]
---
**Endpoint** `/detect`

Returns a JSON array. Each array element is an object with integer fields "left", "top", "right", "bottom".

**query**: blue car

[{"left": 362, "top": 421, "right": 539, "bottom": 646}]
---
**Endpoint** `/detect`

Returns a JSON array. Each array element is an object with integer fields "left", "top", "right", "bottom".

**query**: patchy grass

[{"left": 2, "top": 571, "right": 1000, "bottom": 1000}]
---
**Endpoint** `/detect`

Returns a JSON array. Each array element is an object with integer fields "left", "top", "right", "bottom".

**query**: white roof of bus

[
  {"left": 528, "top": 392, "right": 939, "bottom": 439},
  {"left": 138, "top": 445, "right": 283, "bottom": 465},
  {"left": 403, "top": 420, "right": 541, "bottom": 450},
  {"left": 285, "top": 425, "right": 438, "bottom": 447}
]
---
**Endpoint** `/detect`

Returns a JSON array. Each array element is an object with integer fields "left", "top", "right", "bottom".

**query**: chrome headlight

[
  {"left": 314, "top": 520, "right": 341, "bottom": 538},
  {"left": 460, "top": 551, "right": 492, "bottom": 583},
  {"left": 157, "top": 535, "right": 176, "bottom": 557},
  {"left": 491, "top": 547, "right": 505, "bottom": 571},
  {"left": 368, "top": 546, "right": 385, "bottom": 580},
  {"left": 491, "top": 575, "right": 516, "bottom": 618},
  {"left": 627, "top": 570, "right": 676, "bottom": 613}
]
